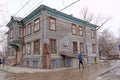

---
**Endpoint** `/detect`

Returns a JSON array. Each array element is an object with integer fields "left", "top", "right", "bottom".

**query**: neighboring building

[{"left": 6, "top": 5, "right": 98, "bottom": 69}]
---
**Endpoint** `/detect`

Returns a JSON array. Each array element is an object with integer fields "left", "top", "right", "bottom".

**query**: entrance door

[
  {"left": 33, "top": 60, "right": 38, "bottom": 68},
  {"left": 16, "top": 50, "right": 21, "bottom": 64},
  {"left": 65, "top": 57, "right": 71, "bottom": 67},
  {"left": 73, "top": 42, "right": 78, "bottom": 54}
]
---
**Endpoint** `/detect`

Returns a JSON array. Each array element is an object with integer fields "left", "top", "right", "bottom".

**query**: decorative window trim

[
  {"left": 18, "top": 28, "right": 23, "bottom": 37},
  {"left": 49, "top": 17, "right": 56, "bottom": 31},
  {"left": 10, "top": 28, "right": 13, "bottom": 39},
  {"left": 34, "top": 39, "right": 40, "bottom": 55},
  {"left": 92, "top": 44, "right": 96, "bottom": 53},
  {"left": 28, "top": 23, "right": 32, "bottom": 35},
  {"left": 49, "top": 38, "right": 57, "bottom": 53},
  {"left": 22, "top": 44, "right": 25, "bottom": 55},
  {"left": 73, "top": 41, "right": 78, "bottom": 54},
  {"left": 28, "top": 42, "right": 31, "bottom": 55},
  {"left": 72, "top": 24, "right": 77, "bottom": 35},
  {"left": 91, "top": 29, "right": 95, "bottom": 38},
  {"left": 80, "top": 42, "right": 84, "bottom": 53},
  {"left": 78, "top": 26, "right": 83, "bottom": 36},
  {"left": 23, "top": 26, "right": 26, "bottom": 37},
  {"left": 34, "top": 18, "right": 40, "bottom": 32}
]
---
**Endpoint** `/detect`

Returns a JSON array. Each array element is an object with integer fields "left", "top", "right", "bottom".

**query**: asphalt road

[{"left": 1, "top": 60, "right": 120, "bottom": 80}]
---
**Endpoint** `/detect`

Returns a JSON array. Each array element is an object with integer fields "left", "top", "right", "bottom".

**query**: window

[
  {"left": 72, "top": 24, "right": 77, "bottom": 35},
  {"left": 49, "top": 39, "right": 57, "bottom": 53},
  {"left": 49, "top": 17, "right": 56, "bottom": 31},
  {"left": 10, "top": 29, "right": 13, "bottom": 38},
  {"left": 80, "top": 42, "right": 84, "bottom": 53},
  {"left": 92, "top": 44, "right": 96, "bottom": 53},
  {"left": 9, "top": 48, "right": 14, "bottom": 56},
  {"left": 34, "top": 40, "right": 40, "bottom": 54},
  {"left": 34, "top": 18, "right": 40, "bottom": 31},
  {"left": 9, "top": 48, "right": 12, "bottom": 56},
  {"left": 73, "top": 42, "right": 78, "bottom": 54},
  {"left": 19, "top": 28, "right": 23, "bottom": 37},
  {"left": 22, "top": 45, "right": 25, "bottom": 55},
  {"left": 28, "top": 23, "right": 32, "bottom": 34},
  {"left": 78, "top": 26, "right": 83, "bottom": 36},
  {"left": 23, "top": 26, "right": 26, "bottom": 36},
  {"left": 25, "top": 43, "right": 27, "bottom": 54},
  {"left": 27, "top": 42, "right": 31, "bottom": 55},
  {"left": 91, "top": 30, "right": 95, "bottom": 38}
]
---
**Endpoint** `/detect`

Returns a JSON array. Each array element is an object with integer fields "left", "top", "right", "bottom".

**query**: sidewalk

[
  {"left": 0, "top": 65, "right": 72, "bottom": 73},
  {"left": 0, "top": 60, "right": 119, "bottom": 74},
  {"left": 0, "top": 65, "right": 52, "bottom": 73}
]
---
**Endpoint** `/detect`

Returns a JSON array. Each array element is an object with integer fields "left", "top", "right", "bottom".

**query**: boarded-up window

[
  {"left": 72, "top": 24, "right": 77, "bottom": 35},
  {"left": 34, "top": 18, "right": 40, "bottom": 31},
  {"left": 34, "top": 40, "right": 40, "bottom": 54},
  {"left": 92, "top": 44, "right": 96, "bottom": 53},
  {"left": 80, "top": 42, "right": 84, "bottom": 53},
  {"left": 78, "top": 26, "right": 83, "bottom": 36},
  {"left": 50, "top": 39, "right": 57, "bottom": 53}
]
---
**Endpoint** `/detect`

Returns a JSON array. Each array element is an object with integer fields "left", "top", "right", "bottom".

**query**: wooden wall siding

[{"left": 7, "top": 5, "right": 98, "bottom": 67}]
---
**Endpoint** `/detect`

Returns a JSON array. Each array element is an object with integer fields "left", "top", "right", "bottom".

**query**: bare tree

[
  {"left": 80, "top": 7, "right": 110, "bottom": 30},
  {"left": 0, "top": 27, "right": 8, "bottom": 57},
  {"left": 80, "top": 7, "right": 94, "bottom": 22},
  {"left": 98, "top": 29, "right": 116, "bottom": 59},
  {"left": 79, "top": 7, "right": 112, "bottom": 61}
]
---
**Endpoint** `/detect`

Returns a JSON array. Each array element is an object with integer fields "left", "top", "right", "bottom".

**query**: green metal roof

[
  {"left": 7, "top": 5, "right": 97, "bottom": 29},
  {"left": 22, "top": 5, "right": 97, "bottom": 29},
  {"left": 7, "top": 16, "right": 23, "bottom": 27}
]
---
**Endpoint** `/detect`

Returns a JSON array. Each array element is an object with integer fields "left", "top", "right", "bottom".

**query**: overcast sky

[{"left": 0, "top": 0, "right": 120, "bottom": 37}]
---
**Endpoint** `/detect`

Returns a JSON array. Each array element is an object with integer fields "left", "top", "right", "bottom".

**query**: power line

[
  {"left": 38, "top": 0, "right": 80, "bottom": 26},
  {"left": 0, "top": 0, "right": 31, "bottom": 26},
  {"left": 62, "top": 0, "right": 65, "bottom": 6},
  {"left": 14, "top": 0, "right": 31, "bottom": 16},
  {"left": 27, "top": 0, "right": 80, "bottom": 26},
  {"left": 6, "top": 0, "right": 80, "bottom": 26},
  {"left": 23, "top": 0, "right": 27, "bottom": 3},
  {"left": 22, "top": 0, "right": 45, "bottom": 17},
  {"left": 59, "top": 0, "right": 80, "bottom": 12}
]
